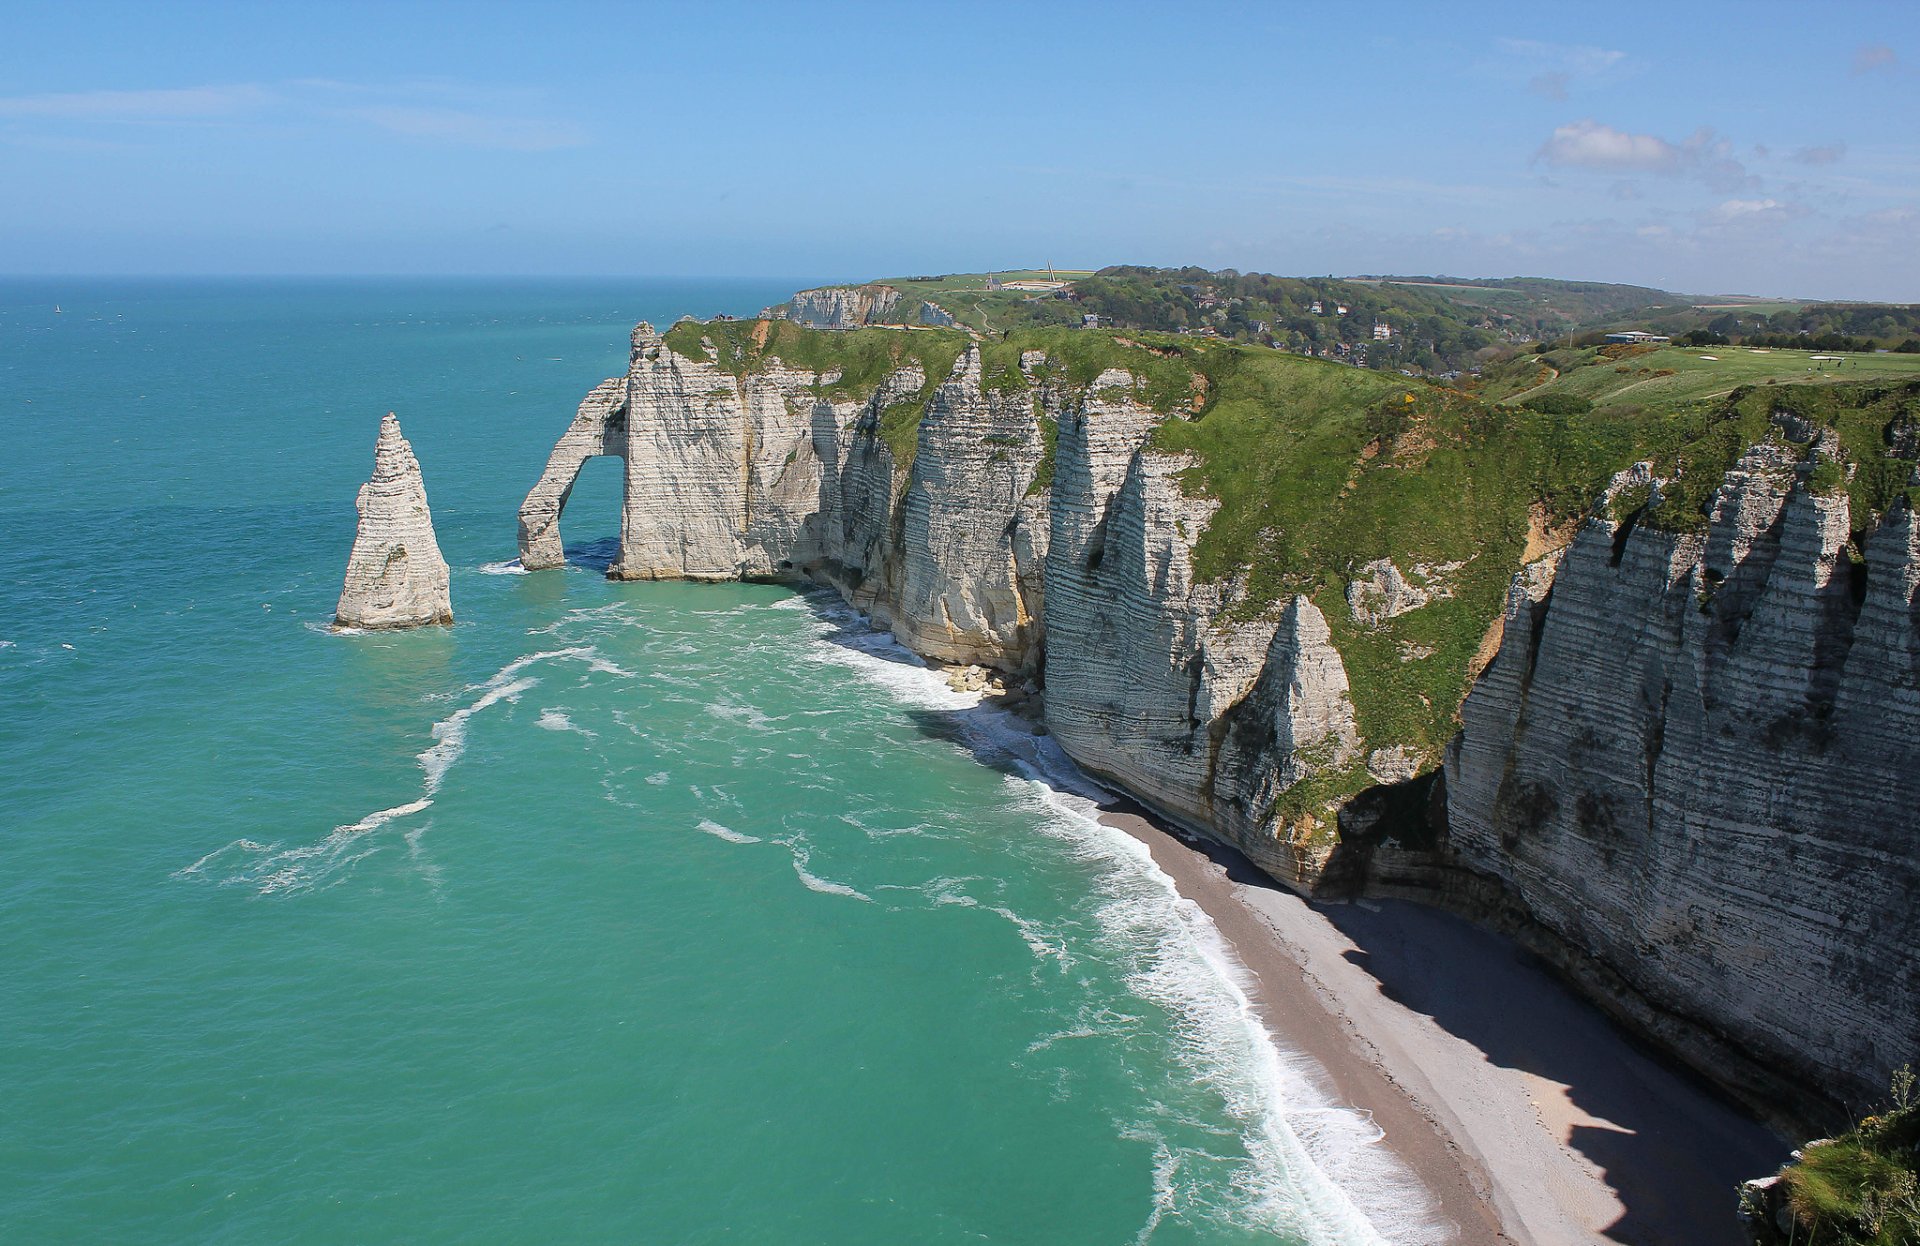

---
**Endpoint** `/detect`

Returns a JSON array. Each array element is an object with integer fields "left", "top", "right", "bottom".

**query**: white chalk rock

[{"left": 334, "top": 413, "right": 452, "bottom": 630}]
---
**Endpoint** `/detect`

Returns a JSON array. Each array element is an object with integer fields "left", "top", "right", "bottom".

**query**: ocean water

[{"left": 0, "top": 279, "right": 1424, "bottom": 1244}]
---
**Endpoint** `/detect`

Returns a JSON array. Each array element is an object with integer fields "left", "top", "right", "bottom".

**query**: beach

[{"left": 1097, "top": 805, "right": 1790, "bottom": 1245}]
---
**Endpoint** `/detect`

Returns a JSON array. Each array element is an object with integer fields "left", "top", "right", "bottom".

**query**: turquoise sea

[{"left": 0, "top": 280, "right": 1421, "bottom": 1244}]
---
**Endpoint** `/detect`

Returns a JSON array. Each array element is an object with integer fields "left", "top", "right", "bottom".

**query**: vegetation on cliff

[
  {"left": 661, "top": 314, "right": 1920, "bottom": 829},
  {"left": 1748, "top": 1070, "right": 1920, "bottom": 1245}
]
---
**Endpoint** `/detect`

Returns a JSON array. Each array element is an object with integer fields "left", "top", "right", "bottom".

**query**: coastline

[{"left": 1093, "top": 801, "right": 1789, "bottom": 1246}]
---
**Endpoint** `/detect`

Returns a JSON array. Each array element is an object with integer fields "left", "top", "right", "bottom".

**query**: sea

[{"left": 0, "top": 279, "right": 1427, "bottom": 1244}]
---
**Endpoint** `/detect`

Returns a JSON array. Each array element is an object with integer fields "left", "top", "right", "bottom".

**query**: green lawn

[{"left": 1501, "top": 345, "right": 1920, "bottom": 412}]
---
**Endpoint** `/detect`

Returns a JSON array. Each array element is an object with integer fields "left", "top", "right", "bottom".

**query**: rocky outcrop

[
  {"left": 1445, "top": 428, "right": 1920, "bottom": 1120},
  {"left": 517, "top": 379, "right": 626, "bottom": 570},
  {"left": 1038, "top": 373, "right": 1360, "bottom": 882},
  {"left": 782, "top": 284, "right": 900, "bottom": 329},
  {"left": 335, "top": 413, "right": 452, "bottom": 630},
  {"left": 892, "top": 347, "right": 1049, "bottom": 667}
]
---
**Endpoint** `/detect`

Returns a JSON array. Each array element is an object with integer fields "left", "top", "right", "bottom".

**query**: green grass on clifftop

[{"left": 655, "top": 317, "right": 1920, "bottom": 836}]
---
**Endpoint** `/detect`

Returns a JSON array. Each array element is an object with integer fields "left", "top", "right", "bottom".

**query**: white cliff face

[
  {"left": 893, "top": 347, "right": 1049, "bottom": 669},
  {"left": 1445, "top": 428, "right": 1920, "bottom": 1119},
  {"left": 517, "top": 379, "right": 626, "bottom": 570},
  {"left": 1039, "top": 374, "right": 1360, "bottom": 884},
  {"left": 783, "top": 284, "right": 901, "bottom": 328},
  {"left": 335, "top": 413, "right": 452, "bottom": 630},
  {"left": 611, "top": 323, "right": 829, "bottom": 581}
]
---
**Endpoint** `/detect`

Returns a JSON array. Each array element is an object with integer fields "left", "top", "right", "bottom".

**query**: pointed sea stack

[{"left": 334, "top": 413, "right": 453, "bottom": 630}]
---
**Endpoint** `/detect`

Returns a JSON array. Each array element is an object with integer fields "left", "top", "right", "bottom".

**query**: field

[{"left": 1492, "top": 344, "right": 1920, "bottom": 413}]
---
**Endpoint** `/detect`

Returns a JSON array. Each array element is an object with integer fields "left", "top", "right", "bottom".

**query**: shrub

[{"left": 1521, "top": 392, "right": 1595, "bottom": 415}]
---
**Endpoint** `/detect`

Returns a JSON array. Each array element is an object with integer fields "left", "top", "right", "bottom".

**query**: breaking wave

[{"left": 795, "top": 587, "right": 1437, "bottom": 1245}]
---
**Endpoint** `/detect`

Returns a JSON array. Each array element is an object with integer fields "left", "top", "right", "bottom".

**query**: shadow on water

[{"left": 563, "top": 536, "right": 621, "bottom": 573}]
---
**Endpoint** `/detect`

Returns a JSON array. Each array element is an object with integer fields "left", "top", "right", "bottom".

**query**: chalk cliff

[
  {"left": 1443, "top": 424, "right": 1920, "bottom": 1118},
  {"left": 520, "top": 318, "right": 1920, "bottom": 1125},
  {"left": 335, "top": 413, "right": 452, "bottom": 630},
  {"left": 781, "top": 284, "right": 901, "bottom": 329}
]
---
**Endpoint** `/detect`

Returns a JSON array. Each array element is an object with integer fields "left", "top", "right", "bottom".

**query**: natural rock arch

[{"left": 517, "top": 378, "right": 628, "bottom": 570}]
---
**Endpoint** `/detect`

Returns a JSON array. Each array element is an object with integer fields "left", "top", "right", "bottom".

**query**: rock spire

[{"left": 334, "top": 413, "right": 453, "bottom": 630}]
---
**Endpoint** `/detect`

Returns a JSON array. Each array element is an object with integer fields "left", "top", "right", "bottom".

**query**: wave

[
  {"left": 477, "top": 559, "right": 528, "bottom": 575},
  {"left": 175, "top": 644, "right": 632, "bottom": 896},
  {"left": 796, "top": 588, "right": 1434, "bottom": 1245},
  {"left": 786, "top": 839, "right": 872, "bottom": 902},
  {"left": 536, "top": 708, "right": 596, "bottom": 738},
  {"left": 695, "top": 818, "right": 761, "bottom": 845},
  {"left": 1013, "top": 771, "right": 1433, "bottom": 1245}
]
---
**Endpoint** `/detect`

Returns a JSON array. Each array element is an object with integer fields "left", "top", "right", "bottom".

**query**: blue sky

[{"left": 2, "top": 1, "right": 1914, "bottom": 298}]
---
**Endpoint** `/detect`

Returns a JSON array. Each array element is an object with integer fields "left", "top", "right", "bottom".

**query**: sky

[{"left": 1, "top": 1, "right": 1915, "bottom": 299}]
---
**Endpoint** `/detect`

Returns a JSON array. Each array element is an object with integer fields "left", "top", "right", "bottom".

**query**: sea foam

[
  {"left": 793, "top": 586, "right": 1439, "bottom": 1246},
  {"left": 176, "top": 644, "right": 631, "bottom": 896}
]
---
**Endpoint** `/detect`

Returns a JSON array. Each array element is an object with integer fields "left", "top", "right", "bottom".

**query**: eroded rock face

[
  {"left": 782, "top": 284, "right": 901, "bottom": 328},
  {"left": 1446, "top": 434, "right": 1920, "bottom": 1118},
  {"left": 1345, "top": 558, "right": 1429, "bottom": 626},
  {"left": 335, "top": 413, "right": 452, "bottom": 630},
  {"left": 517, "top": 379, "right": 626, "bottom": 570},
  {"left": 1037, "top": 373, "right": 1360, "bottom": 884}
]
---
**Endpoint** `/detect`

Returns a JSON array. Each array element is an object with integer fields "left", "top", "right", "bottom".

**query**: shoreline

[{"left": 1093, "top": 801, "right": 1789, "bottom": 1246}]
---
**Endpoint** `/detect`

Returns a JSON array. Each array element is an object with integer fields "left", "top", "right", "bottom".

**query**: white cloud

[
  {"left": 1791, "top": 143, "right": 1847, "bottom": 165},
  {"left": 1711, "top": 198, "right": 1782, "bottom": 221},
  {"left": 1536, "top": 120, "right": 1680, "bottom": 172},
  {"left": 1852, "top": 43, "right": 1899, "bottom": 75},
  {"left": 1535, "top": 120, "right": 1755, "bottom": 191},
  {"left": 1499, "top": 39, "right": 1631, "bottom": 98},
  {"left": 0, "top": 85, "right": 271, "bottom": 120},
  {"left": 0, "top": 80, "right": 586, "bottom": 151}
]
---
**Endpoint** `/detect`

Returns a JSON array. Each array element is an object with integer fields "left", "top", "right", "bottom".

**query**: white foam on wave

[
  {"left": 536, "top": 708, "right": 597, "bottom": 738},
  {"left": 790, "top": 594, "right": 981, "bottom": 713},
  {"left": 1013, "top": 773, "right": 1436, "bottom": 1245},
  {"left": 797, "top": 588, "right": 1436, "bottom": 1245},
  {"left": 477, "top": 559, "right": 528, "bottom": 575},
  {"left": 421, "top": 675, "right": 536, "bottom": 793},
  {"left": 176, "top": 644, "right": 632, "bottom": 897},
  {"left": 695, "top": 818, "right": 761, "bottom": 845},
  {"left": 785, "top": 839, "right": 873, "bottom": 902},
  {"left": 706, "top": 699, "right": 783, "bottom": 730},
  {"left": 339, "top": 797, "right": 435, "bottom": 834}
]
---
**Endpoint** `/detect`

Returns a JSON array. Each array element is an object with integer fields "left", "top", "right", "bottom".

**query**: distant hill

[
  {"left": 778, "top": 267, "right": 1917, "bottom": 377},
  {"left": 1352, "top": 275, "right": 1686, "bottom": 326}
]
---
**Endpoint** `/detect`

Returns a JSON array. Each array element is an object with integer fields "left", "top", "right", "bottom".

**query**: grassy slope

[
  {"left": 660, "top": 316, "right": 1920, "bottom": 831},
  {"left": 1489, "top": 344, "right": 1920, "bottom": 412},
  {"left": 1755, "top": 1080, "right": 1919, "bottom": 1246}
]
